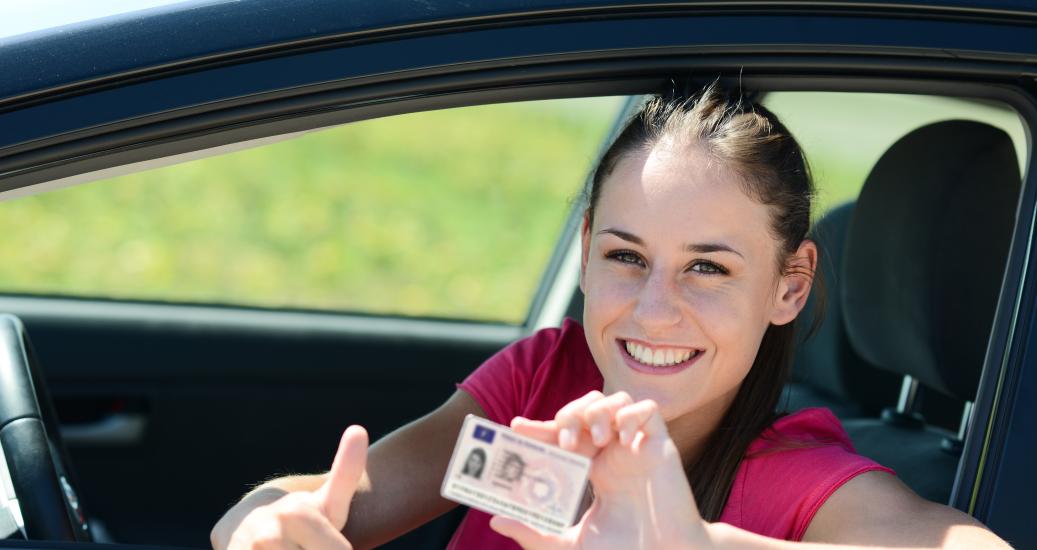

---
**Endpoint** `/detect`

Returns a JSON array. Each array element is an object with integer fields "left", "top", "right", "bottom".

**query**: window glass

[
  {"left": 0, "top": 97, "right": 625, "bottom": 323},
  {"left": 763, "top": 92, "right": 1028, "bottom": 216}
]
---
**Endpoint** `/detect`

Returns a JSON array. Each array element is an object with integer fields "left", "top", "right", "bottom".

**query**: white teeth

[{"left": 624, "top": 341, "right": 698, "bottom": 367}]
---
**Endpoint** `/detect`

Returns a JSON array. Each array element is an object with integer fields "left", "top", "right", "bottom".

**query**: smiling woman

[
  {"left": 576, "top": 87, "right": 819, "bottom": 522},
  {"left": 455, "top": 82, "right": 1012, "bottom": 549}
]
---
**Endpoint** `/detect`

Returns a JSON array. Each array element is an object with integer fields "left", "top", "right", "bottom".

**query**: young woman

[{"left": 211, "top": 82, "right": 1012, "bottom": 549}]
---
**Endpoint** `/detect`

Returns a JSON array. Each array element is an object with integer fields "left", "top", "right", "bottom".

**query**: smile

[{"left": 618, "top": 339, "right": 703, "bottom": 375}]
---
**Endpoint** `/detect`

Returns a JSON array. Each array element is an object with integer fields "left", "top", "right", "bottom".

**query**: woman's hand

[
  {"left": 212, "top": 426, "right": 368, "bottom": 550},
  {"left": 488, "top": 391, "right": 713, "bottom": 550}
]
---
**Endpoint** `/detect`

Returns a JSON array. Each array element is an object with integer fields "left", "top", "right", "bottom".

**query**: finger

[
  {"left": 512, "top": 417, "right": 599, "bottom": 459},
  {"left": 615, "top": 399, "right": 667, "bottom": 446},
  {"left": 510, "top": 417, "right": 560, "bottom": 445},
  {"left": 316, "top": 425, "right": 369, "bottom": 528},
  {"left": 489, "top": 515, "right": 565, "bottom": 550},
  {"left": 554, "top": 390, "right": 605, "bottom": 451},
  {"left": 582, "top": 391, "right": 634, "bottom": 447},
  {"left": 280, "top": 511, "right": 353, "bottom": 550}
]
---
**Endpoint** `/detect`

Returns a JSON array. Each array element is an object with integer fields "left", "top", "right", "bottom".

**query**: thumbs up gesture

[
  {"left": 216, "top": 426, "right": 369, "bottom": 550},
  {"left": 314, "top": 426, "right": 369, "bottom": 532}
]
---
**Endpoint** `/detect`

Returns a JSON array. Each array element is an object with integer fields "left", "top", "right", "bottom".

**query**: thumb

[
  {"left": 316, "top": 425, "right": 368, "bottom": 529},
  {"left": 489, "top": 515, "right": 563, "bottom": 550}
]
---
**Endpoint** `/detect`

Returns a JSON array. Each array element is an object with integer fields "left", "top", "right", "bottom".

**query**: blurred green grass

[
  {"left": 0, "top": 98, "right": 624, "bottom": 323},
  {"left": 0, "top": 93, "right": 1025, "bottom": 323}
]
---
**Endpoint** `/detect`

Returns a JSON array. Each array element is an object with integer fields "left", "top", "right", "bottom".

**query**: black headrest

[
  {"left": 842, "top": 120, "right": 1021, "bottom": 401},
  {"left": 794, "top": 202, "right": 856, "bottom": 397},
  {"left": 794, "top": 202, "right": 902, "bottom": 414}
]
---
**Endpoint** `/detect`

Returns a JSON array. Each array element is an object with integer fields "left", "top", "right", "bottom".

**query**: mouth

[{"left": 617, "top": 339, "right": 703, "bottom": 375}]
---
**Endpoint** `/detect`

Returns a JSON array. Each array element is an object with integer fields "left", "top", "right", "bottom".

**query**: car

[{"left": 0, "top": 0, "right": 1034, "bottom": 548}]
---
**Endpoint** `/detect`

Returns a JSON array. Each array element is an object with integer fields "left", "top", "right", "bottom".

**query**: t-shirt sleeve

[
  {"left": 786, "top": 444, "right": 894, "bottom": 541},
  {"left": 728, "top": 408, "right": 896, "bottom": 541},
  {"left": 456, "top": 327, "right": 563, "bottom": 425}
]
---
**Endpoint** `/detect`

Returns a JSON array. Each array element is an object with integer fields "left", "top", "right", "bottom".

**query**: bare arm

[
  {"left": 211, "top": 389, "right": 485, "bottom": 549},
  {"left": 344, "top": 389, "right": 485, "bottom": 548},
  {"left": 709, "top": 471, "right": 1012, "bottom": 549}
]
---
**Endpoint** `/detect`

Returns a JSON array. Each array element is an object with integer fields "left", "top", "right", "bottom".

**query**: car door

[{"left": 2, "top": 1, "right": 1036, "bottom": 549}]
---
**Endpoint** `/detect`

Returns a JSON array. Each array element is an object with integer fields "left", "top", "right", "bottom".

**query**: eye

[
  {"left": 689, "top": 260, "right": 728, "bottom": 275},
  {"left": 605, "top": 250, "right": 646, "bottom": 268}
]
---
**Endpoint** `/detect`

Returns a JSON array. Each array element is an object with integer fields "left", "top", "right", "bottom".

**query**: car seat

[
  {"left": 785, "top": 202, "right": 901, "bottom": 418},
  {"left": 839, "top": 119, "right": 1021, "bottom": 504}
]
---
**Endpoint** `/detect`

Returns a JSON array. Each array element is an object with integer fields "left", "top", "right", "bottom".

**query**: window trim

[{"left": 1, "top": 21, "right": 1036, "bottom": 523}]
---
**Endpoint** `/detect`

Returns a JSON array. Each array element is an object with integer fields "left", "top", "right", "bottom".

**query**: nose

[{"left": 632, "top": 269, "right": 682, "bottom": 331}]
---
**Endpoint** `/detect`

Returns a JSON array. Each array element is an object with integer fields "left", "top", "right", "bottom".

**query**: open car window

[
  {"left": 0, "top": 86, "right": 1030, "bottom": 546},
  {"left": 0, "top": 97, "right": 626, "bottom": 324}
]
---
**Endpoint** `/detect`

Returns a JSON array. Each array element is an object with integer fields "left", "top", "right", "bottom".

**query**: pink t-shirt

[{"left": 448, "top": 318, "right": 894, "bottom": 549}]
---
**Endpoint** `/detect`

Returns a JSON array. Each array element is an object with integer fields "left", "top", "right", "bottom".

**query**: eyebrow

[
  {"left": 598, "top": 228, "right": 644, "bottom": 245},
  {"left": 598, "top": 228, "right": 744, "bottom": 258},
  {"left": 686, "top": 243, "right": 744, "bottom": 258}
]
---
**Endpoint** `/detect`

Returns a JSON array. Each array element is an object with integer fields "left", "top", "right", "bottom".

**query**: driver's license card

[{"left": 441, "top": 414, "right": 591, "bottom": 535}]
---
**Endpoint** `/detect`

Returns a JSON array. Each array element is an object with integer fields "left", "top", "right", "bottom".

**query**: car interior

[
  {"left": 564, "top": 111, "right": 1023, "bottom": 501},
  {"left": 786, "top": 118, "right": 1021, "bottom": 505},
  {"left": 0, "top": 87, "right": 1028, "bottom": 549}
]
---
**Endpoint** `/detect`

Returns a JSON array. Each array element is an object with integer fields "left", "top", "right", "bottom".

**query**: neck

[{"left": 665, "top": 387, "right": 739, "bottom": 470}]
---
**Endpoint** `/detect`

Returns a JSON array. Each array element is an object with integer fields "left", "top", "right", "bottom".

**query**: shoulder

[
  {"left": 722, "top": 408, "right": 894, "bottom": 541},
  {"left": 512, "top": 317, "right": 587, "bottom": 364},
  {"left": 494, "top": 317, "right": 590, "bottom": 377},
  {"left": 801, "top": 468, "right": 1005, "bottom": 547},
  {"left": 457, "top": 318, "right": 601, "bottom": 424},
  {"left": 752, "top": 407, "right": 857, "bottom": 453}
]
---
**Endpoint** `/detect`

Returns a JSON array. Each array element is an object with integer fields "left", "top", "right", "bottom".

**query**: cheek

[
  {"left": 679, "top": 285, "right": 745, "bottom": 332},
  {"left": 583, "top": 265, "right": 638, "bottom": 318},
  {"left": 680, "top": 285, "right": 768, "bottom": 363}
]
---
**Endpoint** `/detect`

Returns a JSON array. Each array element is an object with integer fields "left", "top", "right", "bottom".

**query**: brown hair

[{"left": 582, "top": 79, "right": 817, "bottom": 521}]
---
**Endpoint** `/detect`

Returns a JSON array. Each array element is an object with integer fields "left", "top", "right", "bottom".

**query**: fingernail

[
  {"left": 560, "top": 428, "right": 574, "bottom": 449},
  {"left": 591, "top": 424, "right": 605, "bottom": 445},
  {"left": 620, "top": 429, "right": 632, "bottom": 446}
]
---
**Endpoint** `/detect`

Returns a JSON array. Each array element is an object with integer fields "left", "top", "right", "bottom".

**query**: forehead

[{"left": 594, "top": 143, "right": 776, "bottom": 249}]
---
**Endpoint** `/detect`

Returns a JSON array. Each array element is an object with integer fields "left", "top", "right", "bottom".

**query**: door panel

[
  {"left": 15, "top": 304, "right": 514, "bottom": 547},
  {"left": 0, "top": 95, "right": 624, "bottom": 547}
]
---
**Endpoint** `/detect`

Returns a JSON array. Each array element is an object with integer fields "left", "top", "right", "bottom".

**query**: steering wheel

[{"left": 0, "top": 314, "right": 91, "bottom": 541}]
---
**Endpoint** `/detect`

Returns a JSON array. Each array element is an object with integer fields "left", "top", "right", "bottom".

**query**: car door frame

[{"left": 0, "top": 1, "right": 1036, "bottom": 546}]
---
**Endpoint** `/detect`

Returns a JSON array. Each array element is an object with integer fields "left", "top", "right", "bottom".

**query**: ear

[
  {"left": 769, "top": 239, "right": 818, "bottom": 326},
  {"left": 579, "top": 212, "right": 592, "bottom": 295}
]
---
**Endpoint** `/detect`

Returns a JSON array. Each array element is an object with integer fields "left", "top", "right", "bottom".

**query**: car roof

[
  {"left": 1, "top": 0, "right": 1035, "bottom": 107},
  {"left": 2, "top": 0, "right": 1034, "bottom": 201}
]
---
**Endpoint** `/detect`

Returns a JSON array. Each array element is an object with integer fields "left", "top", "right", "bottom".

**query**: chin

[
  {"left": 604, "top": 375, "right": 704, "bottom": 422},
  {"left": 654, "top": 393, "right": 702, "bottom": 422}
]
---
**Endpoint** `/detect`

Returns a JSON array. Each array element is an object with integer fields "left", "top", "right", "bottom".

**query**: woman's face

[
  {"left": 466, "top": 452, "right": 483, "bottom": 472},
  {"left": 502, "top": 459, "right": 523, "bottom": 481},
  {"left": 580, "top": 142, "right": 814, "bottom": 422}
]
